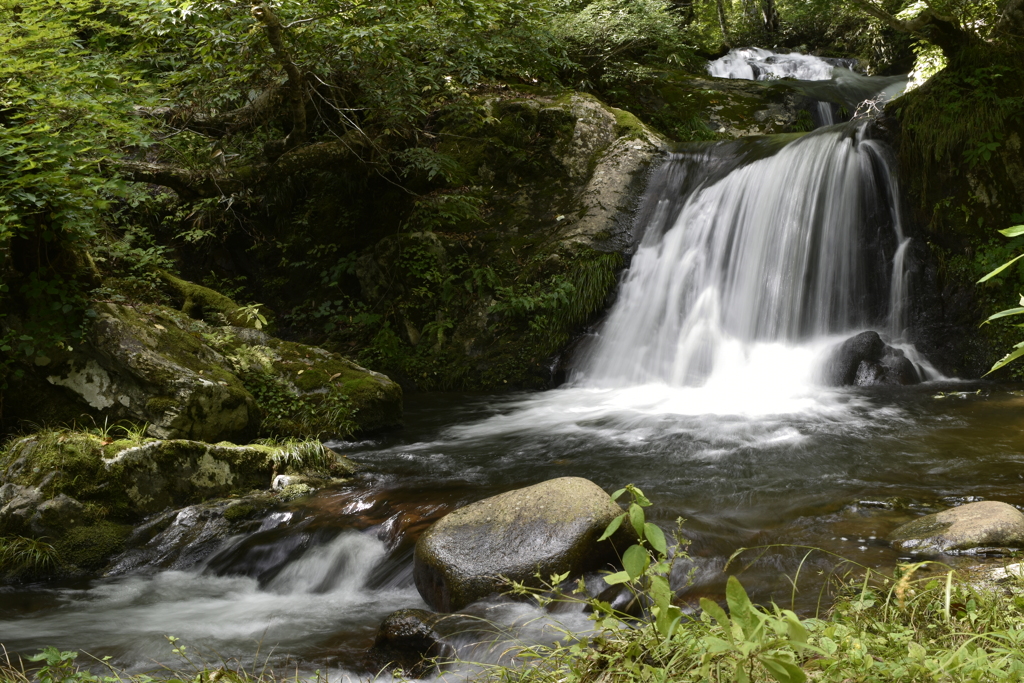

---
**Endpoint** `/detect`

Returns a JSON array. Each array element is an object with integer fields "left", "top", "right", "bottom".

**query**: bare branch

[{"left": 134, "top": 81, "right": 287, "bottom": 138}]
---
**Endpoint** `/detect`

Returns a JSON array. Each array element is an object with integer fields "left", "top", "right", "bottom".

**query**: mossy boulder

[
  {"left": 413, "top": 477, "right": 628, "bottom": 612},
  {"left": 24, "top": 302, "right": 259, "bottom": 442},
  {"left": 889, "top": 501, "right": 1024, "bottom": 555},
  {"left": 4, "top": 302, "right": 401, "bottom": 440},
  {"left": 211, "top": 328, "right": 402, "bottom": 436},
  {"left": 0, "top": 430, "right": 353, "bottom": 579}
]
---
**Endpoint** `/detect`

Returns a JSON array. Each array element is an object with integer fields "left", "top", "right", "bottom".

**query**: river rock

[
  {"left": 367, "top": 609, "right": 461, "bottom": 676},
  {"left": 822, "top": 330, "right": 921, "bottom": 387},
  {"left": 889, "top": 501, "right": 1024, "bottom": 554},
  {"left": 413, "top": 477, "right": 627, "bottom": 612},
  {"left": 4, "top": 301, "right": 402, "bottom": 440}
]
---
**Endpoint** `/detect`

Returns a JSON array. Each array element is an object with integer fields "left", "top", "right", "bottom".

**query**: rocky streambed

[{"left": 5, "top": 385, "right": 1024, "bottom": 677}]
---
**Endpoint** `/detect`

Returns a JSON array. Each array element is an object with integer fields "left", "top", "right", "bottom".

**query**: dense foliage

[{"left": 1, "top": 0, "right": 1022, "bottom": 400}]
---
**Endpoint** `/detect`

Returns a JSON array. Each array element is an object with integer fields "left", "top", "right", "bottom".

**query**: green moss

[
  {"left": 609, "top": 106, "right": 647, "bottom": 139},
  {"left": 53, "top": 521, "right": 132, "bottom": 571},
  {"left": 223, "top": 502, "right": 256, "bottom": 521},
  {"left": 145, "top": 397, "right": 177, "bottom": 415},
  {"left": 157, "top": 270, "right": 273, "bottom": 330}
]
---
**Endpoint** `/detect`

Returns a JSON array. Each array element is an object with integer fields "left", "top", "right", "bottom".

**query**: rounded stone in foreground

[
  {"left": 413, "top": 477, "right": 625, "bottom": 612},
  {"left": 889, "top": 501, "right": 1024, "bottom": 554}
]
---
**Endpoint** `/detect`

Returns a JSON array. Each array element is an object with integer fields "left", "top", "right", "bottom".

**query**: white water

[
  {"left": 708, "top": 47, "right": 838, "bottom": 81},
  {"left": 575, "top": 124, "right": 910, "bottom": 391},
  {"left": 708, "top": 48, "right": 909, "bottom": 126},
  {"left": 0, "top": 532, "right": 422, "bottom": 674}
]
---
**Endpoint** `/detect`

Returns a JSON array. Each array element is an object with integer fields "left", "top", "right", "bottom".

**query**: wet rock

[
  {"left": 367, "top": 608, "right": 461, "bottom": 676},
  {"left": 413, "top": 477, "right": 627, "bottom": 611},
  {"left": 889, "top": 501, "right": 1024, "bottom": 554},
  {"left": 822, "top": 330, "right": 921, "bottom": 387}
]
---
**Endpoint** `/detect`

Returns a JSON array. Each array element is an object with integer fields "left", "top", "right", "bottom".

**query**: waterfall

[{"left": 575, "top": 122, "right": 916, "bottom": 389}]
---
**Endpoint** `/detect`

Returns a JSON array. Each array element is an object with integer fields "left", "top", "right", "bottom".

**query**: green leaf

[
  {"left": 978, "top": 253, "right": 1024, "bottom": 283},
  {"left": 983, "top": 306, "right": 1024, "bottom": 323},
  {"left": 984, "top": 343, "right": 1024, "bottom": 375},
  {"left": 700, "top": 597, "right": 732, "bottom": 636},
  {"left": 998, "top": 224, "right": 1024, "bottom": 237},
  {"left": 629, "top": 502, "right": 645, "bottom": 537},
  {"left": 603, "top": 570, "right": 631, "bottom": 585},
  {"left": 610, "top": 487, "right": 626, "bottom": 501},
  {"left": 759, "top": 656, "right": 806, "bottom": 683},
  {"left": 644, "top": 522, "right": 667, "bottom": 555},
  {"left": 650, "top": 574, "right": 672, "bottom": 609},
  {"left": 598, "top": 513, "right": 625, "bottom": 542},
  {"left": 782, "top": 609, "right": 808, "bottom": 645},
  {"left": 725, "top": 575, "right": 757, "bottom": 639},
  {"left": 622, "top": 544, "right": 649, "bottom": 579},
  {"left": 734, "top": 659, "right": 750, "bottom": 683}
]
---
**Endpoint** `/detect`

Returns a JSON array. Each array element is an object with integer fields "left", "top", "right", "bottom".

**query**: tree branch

[
  {"left": 846, "top": 0, "right": 972, "bottom": 58},
  {"left": 135, "top": 81, "right": 288, "bottom": 139},
  {"left": 111, "top": 160, "right": 256, "bottom": 199},
  {"left": 251, "top": 1, "right": 307, "bottom": 159}
]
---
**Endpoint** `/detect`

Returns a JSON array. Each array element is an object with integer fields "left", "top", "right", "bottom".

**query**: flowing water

[{"left": 1, "top": 51, "right": 1019, "bottom": 679}]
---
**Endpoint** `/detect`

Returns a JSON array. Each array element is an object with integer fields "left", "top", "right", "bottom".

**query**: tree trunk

[
  {"left": 716, "top": 0, "right": 732, "bottom": 47},
  {"left": 761, "top": 0, "right": 779, "bottom": 36}
]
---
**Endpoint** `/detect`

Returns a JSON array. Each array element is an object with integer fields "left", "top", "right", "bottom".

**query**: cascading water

[
  {"left": 708, "top": 48, "right": 909, "bottom": 127},
  {"left": 576, "top": 123, "right": 906, "bottom": 388}
]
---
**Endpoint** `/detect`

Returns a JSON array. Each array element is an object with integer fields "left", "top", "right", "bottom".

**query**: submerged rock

[
  {"left": 822, "top": 330, "right": 921, "bottom": 387},
  {"left": 889, "top": 501, "right": 1024, "bottom": 555},
  {"left": 5, "top": 302, "right": 401, "bottom": 440},
  {"left": 413, "top": 477, "right": 626, "bottom": 612},
  {"left": 367, "top": 608, "right": 461, "bottom": 676}
]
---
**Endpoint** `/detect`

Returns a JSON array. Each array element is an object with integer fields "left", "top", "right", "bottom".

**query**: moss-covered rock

[
  {"left": 889, "top": 501, "right": 1024, "bottom": 555},
  {"left": 345, "top": 92, "right": 662, "bottom": 390},
  {"left": 158, "top": 270, "right": 276, "bottom": 332},
  {"left": 0, "top": 430, "right": 356, "bottom": 579},
  {"left": 4, "top": 302, "right": 401, "bottom": 439},
  {"left": 211, "top": 328, "right": 403, "bottom": 436},
  {"left": 413, "top": 477, "right": 630, "bottom": 612}
]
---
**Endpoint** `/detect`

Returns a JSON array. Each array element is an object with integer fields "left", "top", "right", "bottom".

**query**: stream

[{"left": 2, "top": 50, "right": 1021, "bottom": 679}]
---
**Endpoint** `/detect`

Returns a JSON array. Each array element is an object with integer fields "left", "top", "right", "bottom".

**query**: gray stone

[
  {"left": 822, "top": 330, "right": 921, "bottom": 387},
  {"left": 413, "top": 477, "right": 628, "bottom": 612},
  {"left": 889, "top": 501, "right": 1024, "bottom": 554},
  {"left": 30, "top": 493, "right": 85, "bottom": 535},
  {"left": 367, "top": 609, "right": 460, "bottom": 676}
]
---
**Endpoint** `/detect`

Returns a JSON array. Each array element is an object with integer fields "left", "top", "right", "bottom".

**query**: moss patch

[{"left": 54, "top": 521, "right": 133, "bottom": 571}]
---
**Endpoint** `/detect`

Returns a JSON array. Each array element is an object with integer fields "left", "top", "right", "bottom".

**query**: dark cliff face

[{"left": 878, "top": 53, "right": 1024, "bottom": 380}]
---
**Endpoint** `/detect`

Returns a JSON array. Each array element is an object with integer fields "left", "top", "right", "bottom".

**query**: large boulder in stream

[
  {"left": 4, "top": 302, "right": 401, "bottom": 440},
  {"left": 889, "top": 501, "right": 1024, "bottom": 555},
  {"left": 822, "top": 331, "right": 921, "bottom": 387},
  {"left": 413, "top": 477, "right": 627, "bottom": 612}
]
